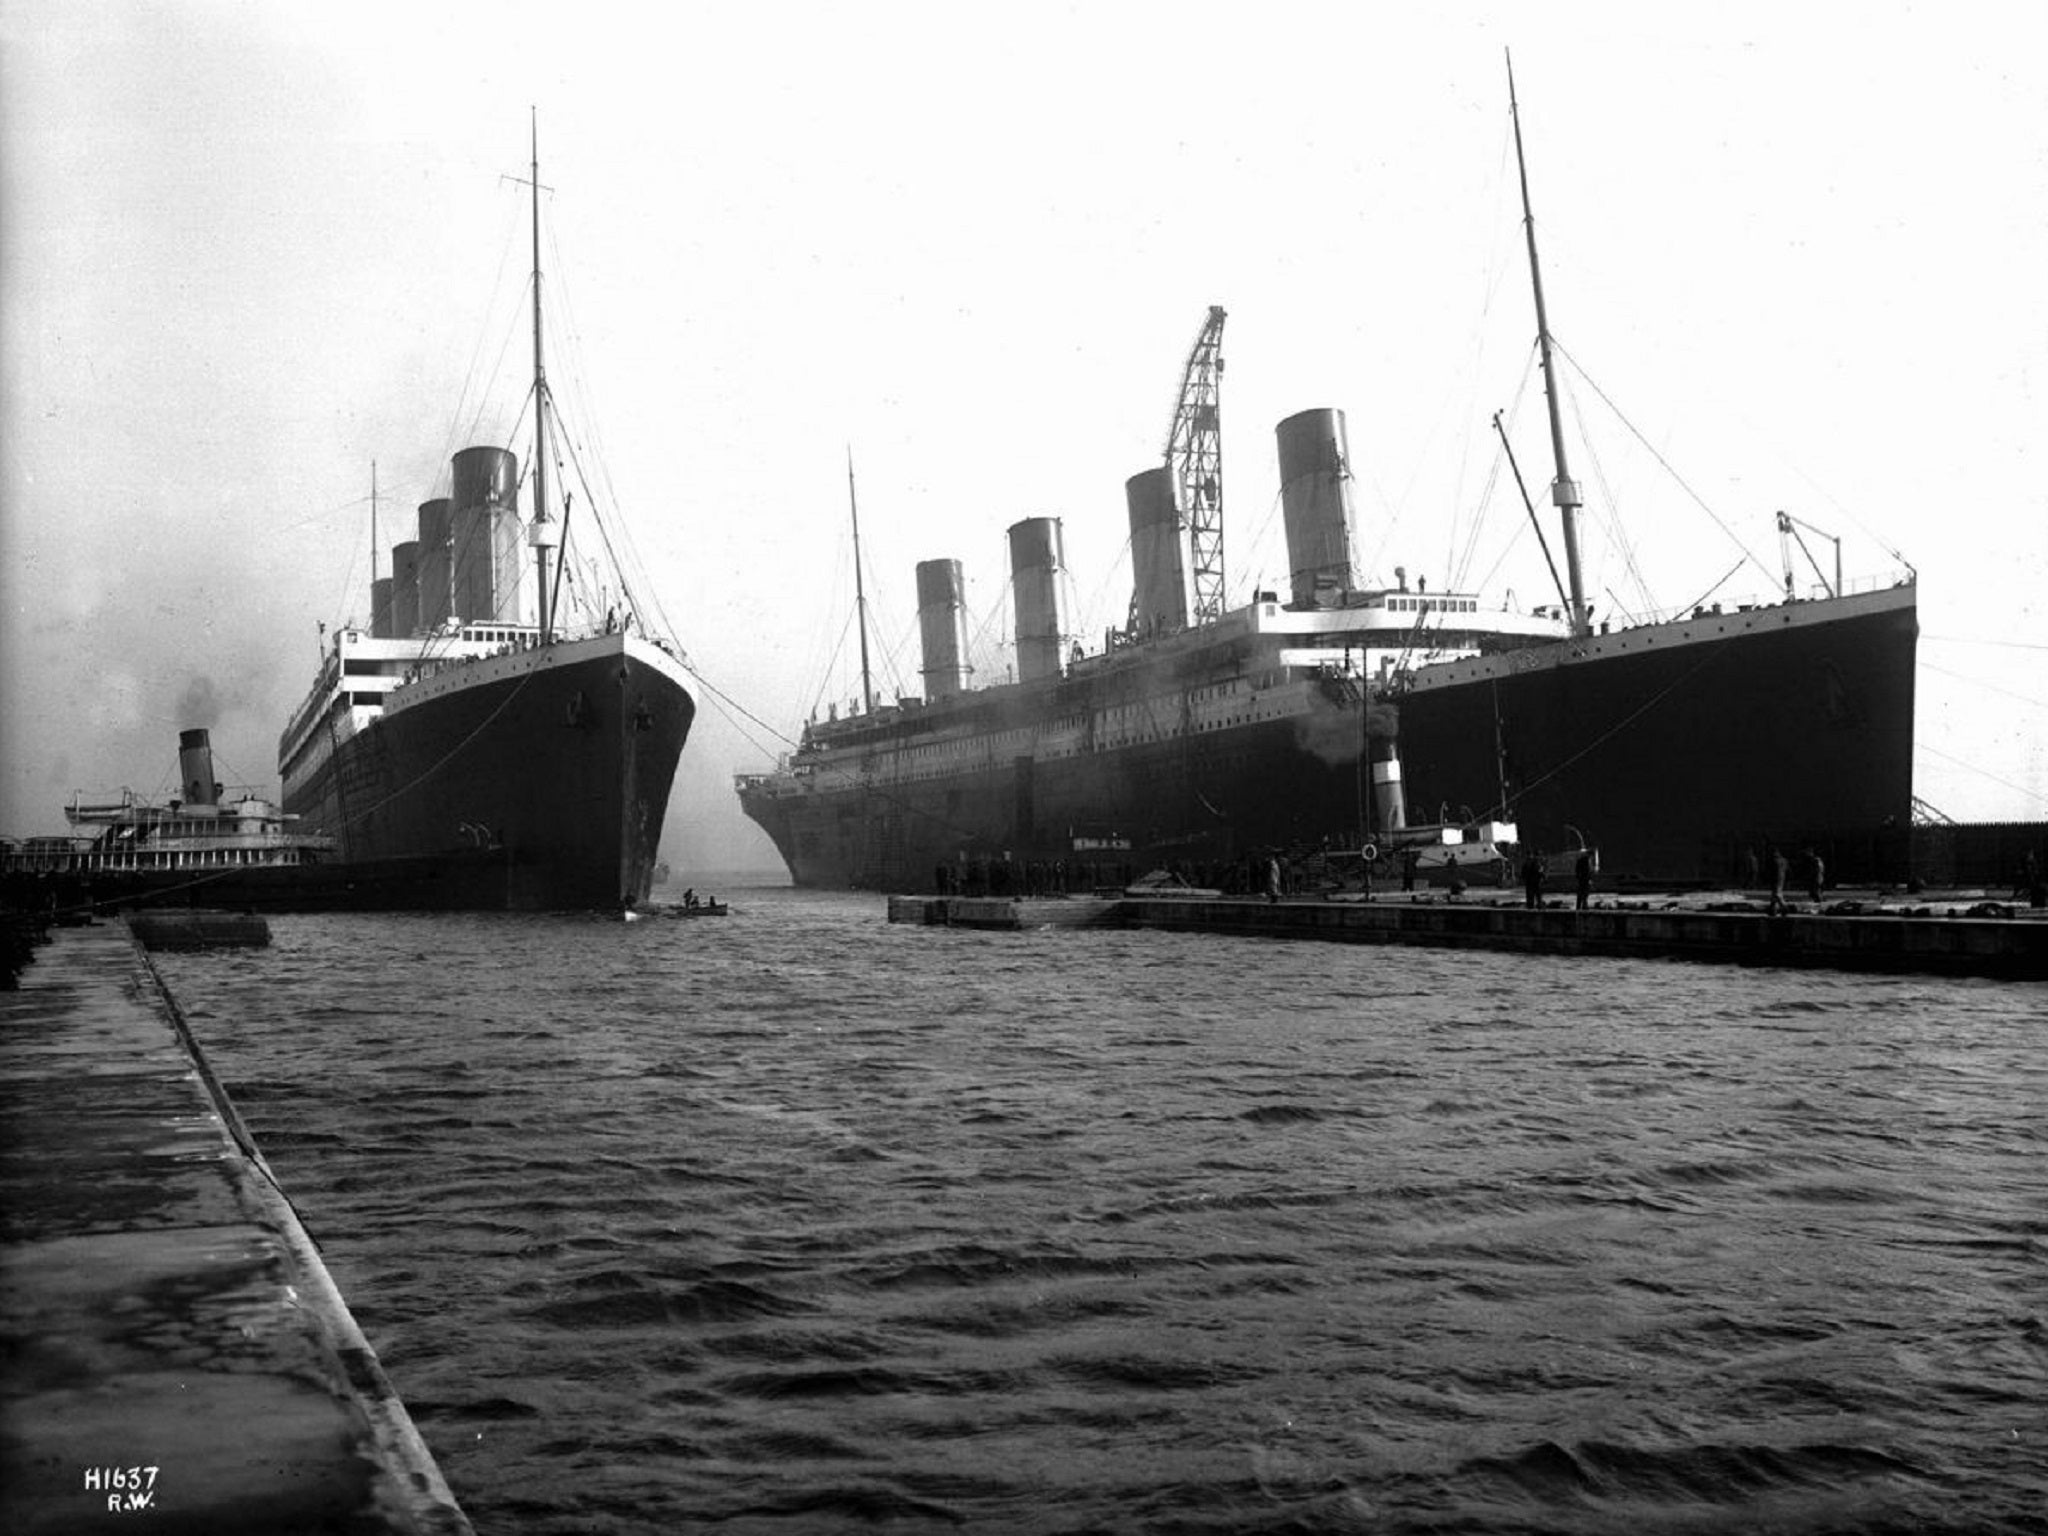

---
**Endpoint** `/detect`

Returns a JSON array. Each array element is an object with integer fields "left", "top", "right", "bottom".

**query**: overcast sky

[{"left": 4, "top": 1, "right": 2044, "bottom": 875}]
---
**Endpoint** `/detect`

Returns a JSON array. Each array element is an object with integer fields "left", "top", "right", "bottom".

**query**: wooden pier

[
  {"left": 888, "top": 891, "right": 2048, "bottom": 980},
  {"left": 0, "top": 920, "right": 470, "bottom": 1534}
]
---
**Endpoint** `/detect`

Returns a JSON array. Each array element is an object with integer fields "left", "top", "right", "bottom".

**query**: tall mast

[
  {"left": 1507, "top": 52, "right": 1591, "bottom": 640},
  {"left": 370, "top": 460, "right": 379, "bottom": 581},
  {"left": 526, "top": 109, "right": 560, "bottom": 642},
  {"left": 847, "top": 447, "right": 875, "bottom": 716}
]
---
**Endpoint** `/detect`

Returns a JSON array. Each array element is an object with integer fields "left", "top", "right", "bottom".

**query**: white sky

[{"left": 4, "top": 1, "right": 2044, "bottom": 875}]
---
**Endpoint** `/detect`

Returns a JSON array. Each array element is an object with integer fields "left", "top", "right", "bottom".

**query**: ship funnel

[
  {"left": 391, "top": 540, "right": 421, "bottom": 637},
  {"left": 1125, "top": 467, "right": 1187, "bottom": 637},
  {"left": 450, "top": 446, "right": 523, "bottom": 626},
  {"left": 1366, "top": 706, "right": 1408, "bottom": 834},
  {"left": 370, "top": 576, "right": 394, "bottom": 639},
  {"left": 1275, "top": 408, "right": 1357, "bottom": 606},
  {"left": 916, "top": 558, "right": 972, "bottom": 700},
  {"left": 1007, "top": 517, "right": 1069, "bottom": 684},
  {"left": 178, "top": 728, "right": 219, "bottom": 809},
  {"left": 416, "top": 497, "right": 454, "bottom": 632}
]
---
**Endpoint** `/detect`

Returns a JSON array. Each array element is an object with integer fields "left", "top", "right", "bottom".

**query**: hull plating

[
  {"left": 740, "top": 591, "right": 1916, "bottom": 891},
  {"left": 286, "top": 639, "right": 693, "bottom": 911}
]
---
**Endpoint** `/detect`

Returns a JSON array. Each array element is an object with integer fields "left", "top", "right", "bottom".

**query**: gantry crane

[{"left": 1167, "top": 306, "right": 1227, "bottom": 625}]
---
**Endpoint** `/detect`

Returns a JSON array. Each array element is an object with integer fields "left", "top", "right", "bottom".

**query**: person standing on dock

[
  {"left": 1575, "top": 849, "right": 1592, "bottom": 911},
  {"left": 1521, "top": 851, "right": 1545, "bottom": 909},
  {"left": 1768, "top": 846, "right": 1790, "bottom": 916},
  {"left": 1265, "top": 854, "right": 1282, "bottom": 904},
  {"left": 1806, "top": 847, "right": 1826, "bottom": 905}
]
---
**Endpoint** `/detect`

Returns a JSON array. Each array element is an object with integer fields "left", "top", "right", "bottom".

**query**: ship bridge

[{"left": 1243, "top": 588, "right": 1567, "bottom": 688}]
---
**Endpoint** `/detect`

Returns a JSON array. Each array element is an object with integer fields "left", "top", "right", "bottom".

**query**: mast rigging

[
  {"left": 524, "top": 108, "right": 561, "bottom": 642},
  {"left": 848, "top": 448, "right": 875, "bottom": 716},
  {"left": 1507, "top": 53, "right": 1591, "bottom": 640}
]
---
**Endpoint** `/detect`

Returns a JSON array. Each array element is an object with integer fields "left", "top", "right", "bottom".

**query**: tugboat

[{"left": 0, "top": 729, "right": 332, "bottom": 911}]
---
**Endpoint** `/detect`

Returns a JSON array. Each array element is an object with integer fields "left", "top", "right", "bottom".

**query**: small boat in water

[{"left": 664, "top": 891, "right": 729, "bottom": 917}]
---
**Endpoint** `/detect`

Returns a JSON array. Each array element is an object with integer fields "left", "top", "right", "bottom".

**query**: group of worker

[{"left": 1518, "top": 848, "right": 1595, "bottom": 910}]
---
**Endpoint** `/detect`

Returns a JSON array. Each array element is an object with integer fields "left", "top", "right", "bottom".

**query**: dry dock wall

[
  {"left": 1112, "top": 898, "right": 2048, "bottom": 979},
  {"left": 0, "top": 921, "right": 470, "bottom": 1535},
  {"left": 890, "top": 894, "right": 2048, "bottom": 980}
]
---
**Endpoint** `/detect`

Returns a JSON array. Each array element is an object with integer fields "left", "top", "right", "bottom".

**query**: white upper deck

[{"left": 277, "top": 617, "right": 690, "bottom": 796}]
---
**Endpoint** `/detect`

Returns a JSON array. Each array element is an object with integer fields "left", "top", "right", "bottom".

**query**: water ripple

[{"left": 157, "top": 889, "right": 2048, "bottom": 1535}]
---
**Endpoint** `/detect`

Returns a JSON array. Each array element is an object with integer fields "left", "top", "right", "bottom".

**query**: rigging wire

[
  {"left": 808, "top": 607, "right": 856, "bottom": 724},
  {"left": 1918, "top": 740, "right": 2048, "bottom": 809},
  {"left": 1226, "top": 486, "right": 1289, "bottom": 609},
  {"left": 1923, "top": 633, "right": 2048, "bottom": 651},
  {"left": 1673, "top": 558, "right": 1749, "bottom": 618},
  {"left": 1441, "top": 103, "right": 1529, "bottom": 590},
  {"left": 1456, "top": 353, "right": 1540, "bottom": 595},
  {"left": 1549, "top": 337, "right": 1777, "bottom": 588},
  {"left": 1485, "top": 644, "right": 1724, "bottom": 818},
  {"left": 1920, "top": 658, "right": 2048, "bottom": 714},
  {"left": 438, "top": 188, "right": 529, "bottom": 473},
  {"left": 1561, "top": 368, "right": 1656, "bottom": 619}
]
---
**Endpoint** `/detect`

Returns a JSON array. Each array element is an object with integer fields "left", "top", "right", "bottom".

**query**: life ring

[{"left": 1361, "top": 843, "right": 1378, "bottom": 864}]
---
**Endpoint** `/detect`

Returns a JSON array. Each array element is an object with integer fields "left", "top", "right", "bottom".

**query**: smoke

[{"left": 177, "top": 674, "right": 225, "bottom": 728}]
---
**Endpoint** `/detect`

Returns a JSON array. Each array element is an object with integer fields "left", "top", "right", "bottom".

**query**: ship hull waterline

[
  {"left": 740, "top": 588, "right": 1916, "bottom": 892},
  {"left": 281, "top": 635, "right": 694, "bottom": 913}
]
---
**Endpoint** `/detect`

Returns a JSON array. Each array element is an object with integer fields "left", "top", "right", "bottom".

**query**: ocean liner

[
  {"left": 276, "top": 131, "right": 694, "bottom": 912},
  {"left": 737, "top": 73, "right": 1917, "bottom": 892}
]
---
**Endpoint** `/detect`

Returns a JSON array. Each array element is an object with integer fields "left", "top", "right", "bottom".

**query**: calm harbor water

[{"left": 155, "top": 888, "right": 2045, "bottom": 1535}]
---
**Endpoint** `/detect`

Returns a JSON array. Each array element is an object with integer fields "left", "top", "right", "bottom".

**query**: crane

[
  {"left": 1167, "top": 307, "right": 1227, "bottom": 625},
  {"left": 1776, "top": 510, "right": 1841, "bottom": 600}
]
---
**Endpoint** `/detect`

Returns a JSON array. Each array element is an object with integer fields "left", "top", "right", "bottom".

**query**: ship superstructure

[{"left": 0, "top": 729, "right": 332, "bottom": 888}]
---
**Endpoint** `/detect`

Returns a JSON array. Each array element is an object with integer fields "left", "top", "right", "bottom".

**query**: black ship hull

[
  {"left": 740, "top": 588, "right": 1915, "bottom": 891},
  {"left": 1401, "top": 589, "right": 1917, "bottom": 886},
  {"left": 285, "top": 636, "right": 694, "bottom": 912}
]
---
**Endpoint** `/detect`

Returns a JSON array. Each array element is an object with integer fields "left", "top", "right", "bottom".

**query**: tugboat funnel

[{"left": 178, "top": 728, "right": 220, "bottom": 808}]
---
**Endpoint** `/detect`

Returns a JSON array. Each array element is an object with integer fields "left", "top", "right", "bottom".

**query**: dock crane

[
  {"left": 1167, "top": 307, "right": 1227, "bottom": 625},
  {"left": 1776, "top": 509, "right": 1842, "bottom": 600}
]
